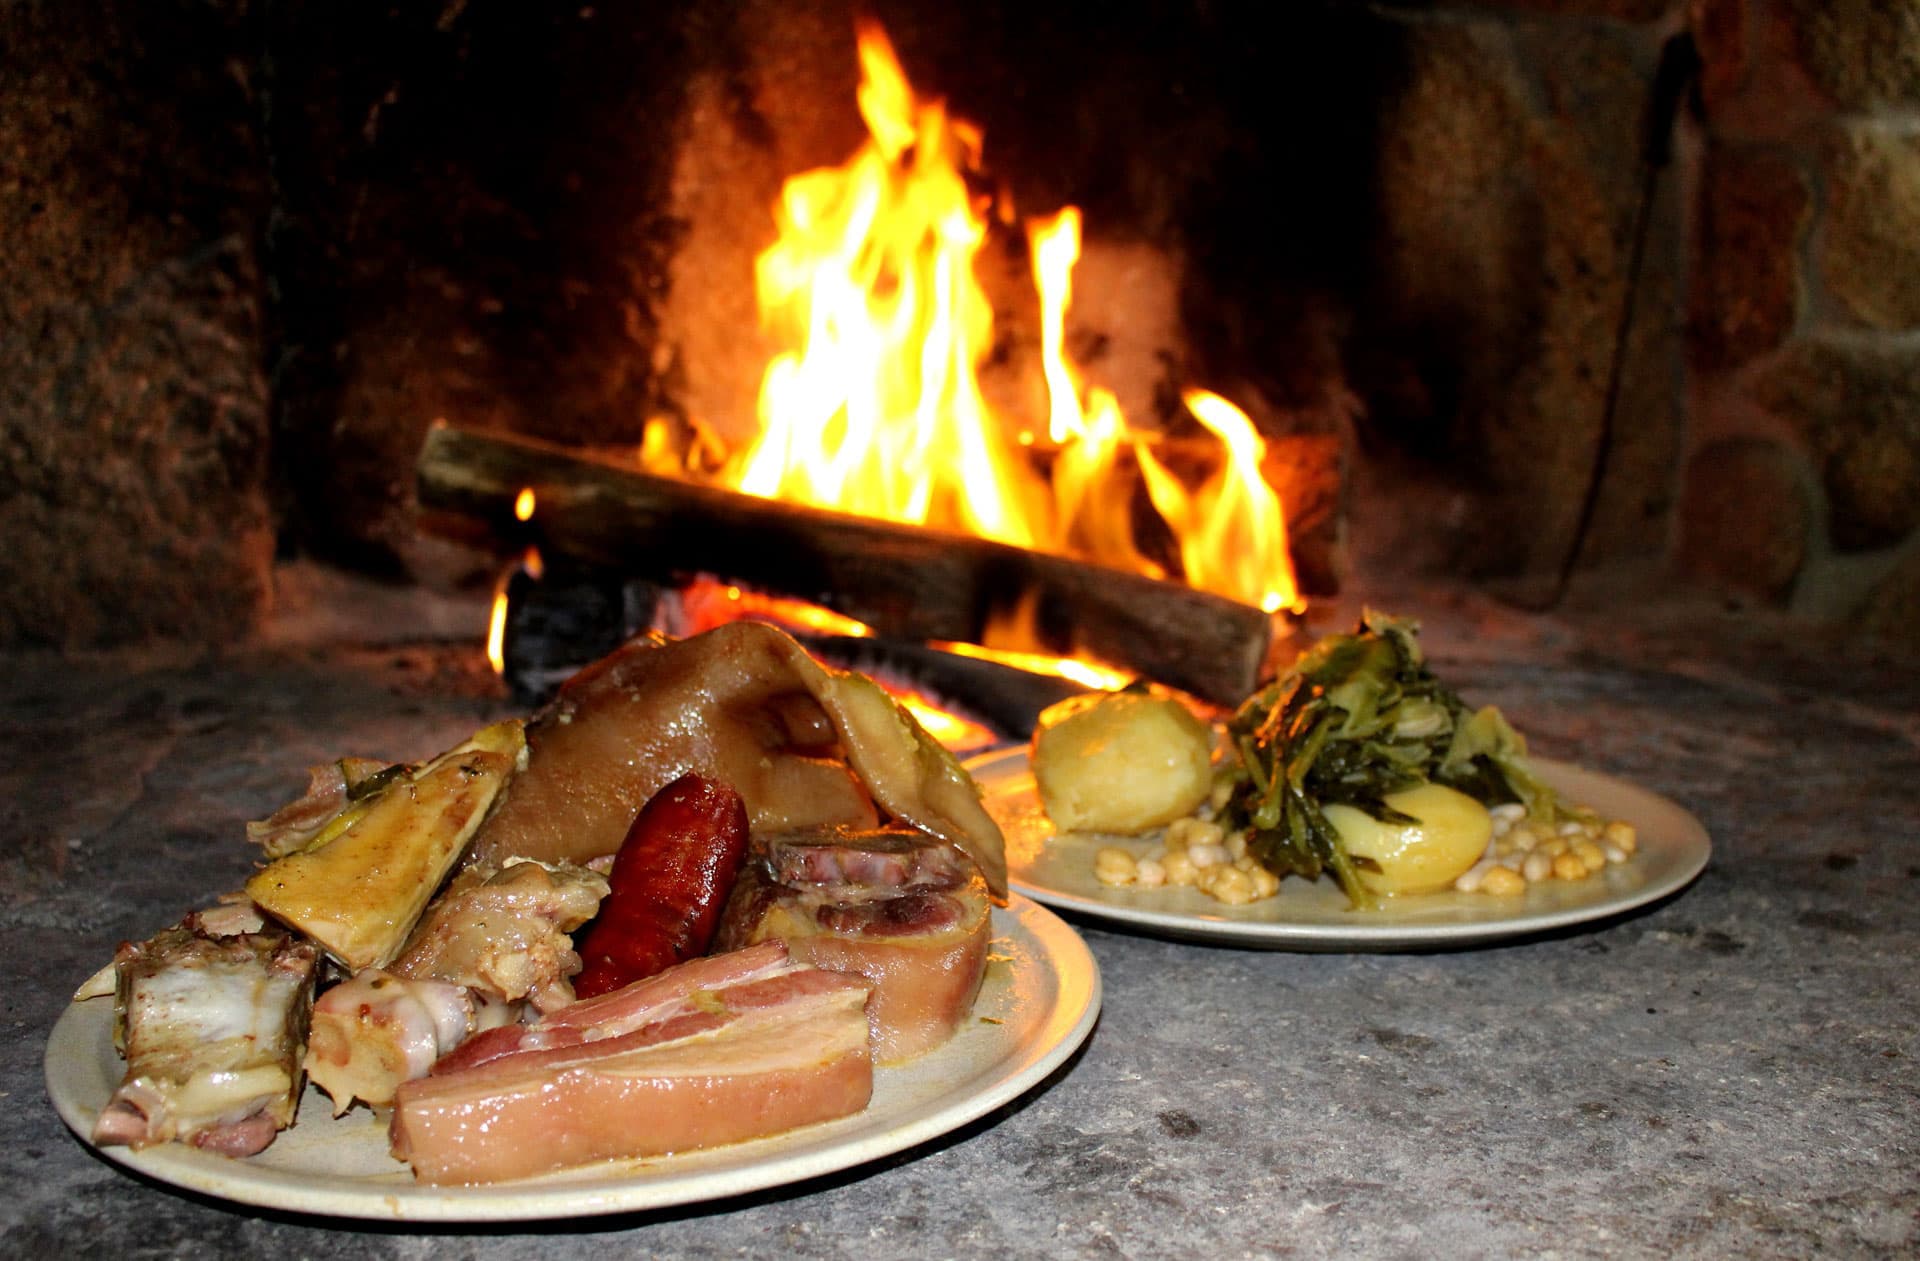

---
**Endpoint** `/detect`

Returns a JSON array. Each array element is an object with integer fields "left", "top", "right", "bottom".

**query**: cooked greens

[{"left": 1220, "top": 611, "right": 1556, "bottom": 909}]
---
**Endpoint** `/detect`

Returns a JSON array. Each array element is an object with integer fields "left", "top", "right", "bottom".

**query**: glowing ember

[
  {"left": 933, "top": 588, "right": 1133, "bottom": 691},
  {"left": 894, "top": 693, "right": 998, "bottom": 755},
  {"left": 665, "top": 576, "right": 874, "bottom": 640},
  {"left": 933, "top": 639, "right": 1132, "bottom": 693}
]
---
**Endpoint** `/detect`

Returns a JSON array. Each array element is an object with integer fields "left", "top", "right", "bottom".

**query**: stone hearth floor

[{"left": 3, "top": 577, "right": 1915, "bottom": 1257}]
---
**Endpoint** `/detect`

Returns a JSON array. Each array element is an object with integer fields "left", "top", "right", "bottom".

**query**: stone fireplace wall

[
  {"left": 1682, "top": 0, "right": 1920, "bottom": 637},
  {"left": 3, "top": 0, "right": 1918, "bottom": 652}
]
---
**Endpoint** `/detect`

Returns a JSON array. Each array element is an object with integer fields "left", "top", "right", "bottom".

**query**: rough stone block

[
  {"left": 1853, "top": 541, "right": 1920, "bottom": 654},
  {"left": 1676, "top": 435, "right": 1810, "bottom": 603},
  {"left": 1751, "top": 337, "right": 1920, "bottom": 551},
  {"left": 1687, "top": 143, "right": 1811, "bottom": 373},
  {"left": 0, "top": 0, "right": 273, "bottom": 648},
  {"left": 1354, "top": 17, "right": 1683, "bottom": 579},
  {"left": 1818, "top": 123, "right": 1920, "bottom": 331},
  {"left": 1691, "top": 0, "right": 1834, "bottom": 142},
  {"left": 1781, "top": 0, "right": 1920, "bottom": 112}
]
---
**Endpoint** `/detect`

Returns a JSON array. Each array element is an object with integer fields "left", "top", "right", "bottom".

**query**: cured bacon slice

[
  {"left": 389, "top": 942, "right": 875, "bottom": 1185},
  {"left": 92, "top": 926, "right": 318, "bottom": 1155},
  {"left": 716, "top": 826, "right": 991, "bottom": 1064}
]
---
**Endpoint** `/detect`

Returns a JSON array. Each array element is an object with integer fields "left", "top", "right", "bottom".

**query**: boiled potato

[
  {"left": 1322, "top": 781, "right": 1491, "bottom": 896},
  {"left": 1032, "top": 692, "right": 1212, "bottom": 834}
]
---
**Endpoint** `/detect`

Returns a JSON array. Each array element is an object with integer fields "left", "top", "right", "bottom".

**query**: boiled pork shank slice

[
  {"left": 715, "top": 826, "right": 992, "bottom": 1065},
  {"left": 388, "top": 942, "right": 874, "bottom": 1185},
  {"left": 466, "top": 622, "right": 1007, "bottom": 899}
]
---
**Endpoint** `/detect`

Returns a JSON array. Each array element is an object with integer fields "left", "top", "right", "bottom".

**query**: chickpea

[
  {"left": 1205, "top": 866, "right": 1259, "bottom": 906},
  {"left": 1093, "top": 847, "right": 1138, "bottom": 887},
  {"left": 1162, "top": 850, "right": 1199, "bottom": 886},
  {"left": 1166, "top": 817, "right": 1224, "bottom": 852},
  {"left": 1603, "top": 820, "right": 1638, "bottom": 856},
  {"left": 1479, "top": 866, "right": 1527, "bottom": 896}
]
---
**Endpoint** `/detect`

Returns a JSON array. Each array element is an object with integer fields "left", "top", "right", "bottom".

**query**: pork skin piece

[
  {"left": 389, "top": 942, "right": 875, "bottom": 1185},
  {"left": 715, "top": 827, "right": 991, "bottom": 1065},
  {"left": 466, "top": 622, "right": 1009, "bottom": 899},
  {"left": 389, "top": 859, "right": 609, "bottom": 1011},
  {"left": 304, "top": 971, "right": 517, "bottom": 1114},
  {"left": 93, "top": 926, "right": 319, "bottom": 1155}
]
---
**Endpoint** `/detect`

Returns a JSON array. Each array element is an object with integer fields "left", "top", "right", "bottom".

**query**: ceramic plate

[
  {"left": 47, "top": 897, "right": 1100, "bottom": 1222},
  {"left": 968, "top": 751, "right": 1710, "bottom": 950}
]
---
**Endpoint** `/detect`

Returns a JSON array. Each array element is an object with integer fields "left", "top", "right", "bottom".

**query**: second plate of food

[{"left": 966, "top": 750, "right": 1710, "bottom": 950}]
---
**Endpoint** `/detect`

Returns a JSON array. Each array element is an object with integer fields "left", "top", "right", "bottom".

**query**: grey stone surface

[{"left": 1, "top": 587, "right": 1916, "bottom": 1258}]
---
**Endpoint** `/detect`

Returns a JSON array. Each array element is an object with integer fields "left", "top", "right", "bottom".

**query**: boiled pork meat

[
  {"left": 389, "top": 858, "right": 609, "bottom": 1011},
  {"left": 715, "top": 826, "right": 991, "bottom": 1064},
  {"left": 389, "top": 941, "right": 874, "bottom": 1184},
  {"left": 303, "top": 970, "right": 518, "bottom": 1113},
  {"left": 92, "top": 925, "right": 319, "bottom": 1156}
]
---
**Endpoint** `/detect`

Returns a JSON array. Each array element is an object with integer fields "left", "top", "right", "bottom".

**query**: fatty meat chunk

[
  {"left": 715, "top": 826, "right": 991, "bottom": 1064},
  {"left": 389, "top": 942, "right": 874, "bottom": 1184},
  {"left": 92, "top": 925, "right": 319, "bottom": 1156}
]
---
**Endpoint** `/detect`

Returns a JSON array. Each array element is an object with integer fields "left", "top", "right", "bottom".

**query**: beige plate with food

[
  {"left": 46, "top": 897, "right": 1100, "bottom": 1222},
  {"left": 968, "top": 750, "right": 1710, "bottom": 950}
]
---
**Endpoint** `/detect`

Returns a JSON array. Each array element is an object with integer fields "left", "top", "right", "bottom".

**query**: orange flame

[
  {"left": 486, "top": 544, "right": 543, "bottom": 676},
  {"left": 654, "top": 20, "right": 1300, "bottom": 674},
  {"left": 732, "top": 20, "right": 1044, "bottom": 548},
  {"left": 1138, "top": 390, "right": 1301, "bottom": 614}
]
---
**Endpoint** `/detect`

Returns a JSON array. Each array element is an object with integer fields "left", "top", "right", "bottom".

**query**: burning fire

[
  {"left": 1140, "top": 390, "right": 1298, "bottom": 614},
  {"left": 495, "top": 20, "right": 1301, "bottom": 721},
  {"left": 672, "top": 19, "right": 1300, "bottom": 619},
  {"left": 486, "top": 489, "right": 545, "bottom": 676}
]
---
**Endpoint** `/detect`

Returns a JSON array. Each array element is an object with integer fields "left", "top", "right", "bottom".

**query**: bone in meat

[
  {"left": 389, "top": 859, "right": 609, "bottom": 1011},
  {"left": 92, "top": 926, "right": 319, "bottom": 1155}
]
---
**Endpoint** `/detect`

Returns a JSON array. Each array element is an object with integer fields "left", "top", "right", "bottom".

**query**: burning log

[{"left": 417, "top": 425, "right": 1275, "bottom": 705}]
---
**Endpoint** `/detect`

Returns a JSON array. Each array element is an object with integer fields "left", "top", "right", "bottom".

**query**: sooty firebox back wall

[{"left": 260, "top": 0, "right": 1392, "bottom": 571}]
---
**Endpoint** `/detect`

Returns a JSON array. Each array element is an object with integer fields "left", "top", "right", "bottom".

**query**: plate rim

[
  {"left": 968, "top": 748, "right": 1711, "bottom": 950},
  {"left": 46, "top": 894, "right": 1101, "bottom": 1222}
]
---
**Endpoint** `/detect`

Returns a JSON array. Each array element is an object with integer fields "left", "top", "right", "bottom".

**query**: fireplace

[{"left": 5, "top": 0, "right": 1919, "bottom": 656}]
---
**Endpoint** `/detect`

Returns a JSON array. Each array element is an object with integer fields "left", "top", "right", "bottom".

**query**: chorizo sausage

[{"left": 569, "top": 773, "right": 749, "bottom": 999}]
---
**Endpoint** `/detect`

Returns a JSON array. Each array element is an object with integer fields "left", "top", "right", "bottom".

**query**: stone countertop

[{"left": 2, "top": 589, "right": 1916, "bottom": 1259}]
